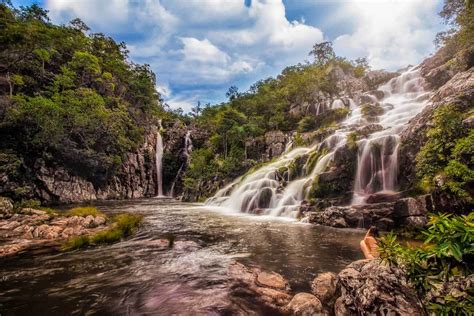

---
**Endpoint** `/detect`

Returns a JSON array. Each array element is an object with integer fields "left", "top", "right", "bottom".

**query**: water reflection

[{"left": 0, "top": 199, "right": 364, "bottom": 315}]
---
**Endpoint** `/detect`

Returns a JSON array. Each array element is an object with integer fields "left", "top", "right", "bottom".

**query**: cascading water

[
  {"left": 352, "top": 67, "right": 430, "bottom": 203},
  {"left": 169, "top": 131, "right": 193, "bottom": 197},
  {"left": 206, "top": 66, "right": 431, "bottom": 217},
  {"left": 156, "top": 120, "right": 164, "bottom": 197}
]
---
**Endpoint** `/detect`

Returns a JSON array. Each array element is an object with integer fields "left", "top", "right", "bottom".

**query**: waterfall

[
  {"left": 156, "top": 120, "right": 164, "bottom": 197},
  {"left": 206, "top": 66, "right": 431, "bottom": 217},
  {"left": 352, "top": 67, "right": 430, "bottom": 204},
  {"left": 169, "top": 130, "right": 193, "bottom": 197}
]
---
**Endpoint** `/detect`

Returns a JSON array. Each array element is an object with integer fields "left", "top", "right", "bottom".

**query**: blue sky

[{"left": 13, "top": 0, "right": 445, "bottom": 112}]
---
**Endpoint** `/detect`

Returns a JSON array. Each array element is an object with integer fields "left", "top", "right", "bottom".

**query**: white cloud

[
  {"left": 180, "top": 37, "right": 230, "bottom": 64},
  {"left": 43, "top": 0, "right": 442, "bottom": 109},
  {"left": 333, "top": 0, "right": 442, "bottom": 70}
]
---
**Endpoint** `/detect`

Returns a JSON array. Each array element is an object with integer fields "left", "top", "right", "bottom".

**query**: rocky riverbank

[
  {"left": 228, "top": 259, "right": 424, "bottom": 315},
  {"left": 0, "top": 197, "right": 109, "bottom": 257}
]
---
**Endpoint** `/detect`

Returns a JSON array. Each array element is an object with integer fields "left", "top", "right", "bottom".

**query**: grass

[
  {"left": 67, "top": 206, "right": 105, "bottom": 217},
  {"left": 61, "top": 213, "right": 143, "bottom": 251}
]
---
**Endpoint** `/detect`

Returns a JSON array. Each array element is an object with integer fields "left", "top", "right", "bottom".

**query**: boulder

[
  {"left": 228, "top": 262, "right": 292, "bottom": 314},
  {"left": 256, "top": 271, "right": 289, "bottom": 290},
  {"left": 334, "top": 259, "right": 424, "bottom": 315},
  {"left": 83, "top": 215, "right": 95, "bottom": 228},
  {"left": 311, "top": 272, "right": 337, "bottom": 307},
  {"left": 285, "top": 293, "right": 323, "bottom": 316},
  {"left": 93, "top": 216, "right": 107, "bottom": 226},
  {"left": 366, "top": 191, "right": 401, "bottom": 204},
  {"left": 393, "top": 196, "right": 431, "bottom": 218}
]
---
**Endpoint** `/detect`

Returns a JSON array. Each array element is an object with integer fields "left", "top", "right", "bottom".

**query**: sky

[{"left": 12, "top": 0, "right": 446, "bottom": 112}]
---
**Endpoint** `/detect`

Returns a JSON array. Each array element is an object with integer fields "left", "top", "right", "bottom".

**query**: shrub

[
  {"left": 61, "top": 213, "right": 142, "bottom": 251},
  {"left": 378, "top": 213, "right": 474, "bottom": 315},
  {"left": 416, "top": 104, "right": 472, "bottom": 204},
  {"left": 67, "top": 206, "right": 104, "bottom": 217}
]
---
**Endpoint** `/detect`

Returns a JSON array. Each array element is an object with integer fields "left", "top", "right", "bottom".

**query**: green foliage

[
  {"left": 436, "top": 0, "right": 474, "bottom": 69},
  {"left": 67, "top": 206, "right": 104, "bottom": 217},
  {"left": 61, "top": 213, "right": 142, "bottom": 251},
  {"left": 378, "top": 213, "right": 474, "bottom": 315},
  {"left": 0, "top": 4, "right": 164, "bottom": 198},
  {"left": 416, "top": 104, "right": 473, "bottom": 203},
  {"left": 13, "top": 199, "right": 41, "bottom": 210}
]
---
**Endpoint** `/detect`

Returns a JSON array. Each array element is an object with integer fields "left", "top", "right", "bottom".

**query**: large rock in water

[
  {"left": 284, "top": 293, "right": 323, "bottom": 315},
  {"left": 334, "top": 259, "right": 424, "bottom": 315}
]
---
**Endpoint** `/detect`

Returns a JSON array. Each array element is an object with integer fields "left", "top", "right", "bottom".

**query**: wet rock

[
  {"left": 334, "top": 259, "right": 424, "bottom": 315},
  {"left": 173, "top": 240, "right": 201, "bottom": 251},
  {"left": 366, "top": 191, "right": 401, "bottom": 204},
  {"left": 311, "top": 272, "right": 337, "bottom": 305},
  {"left": 228, "top": 262, "right": 292, "bottom": 314},
  {"left": 256, "top": 271, "right": 289, "bottom": 290},
  {"left": 368, "top": 90, "right": 385, "bottom": 100},
  {"left": 393, "top": 196, "right": 431, "bottom": 217},
  {"left": 285, "top": 293, "right": 323, "bottom": 316}
]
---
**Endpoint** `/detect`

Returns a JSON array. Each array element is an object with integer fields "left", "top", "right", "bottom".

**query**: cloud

[
  {"left": 180, "top": 37, "right": 230, "bottom": 64},
  {"left": 42, "top": 0, "right": 442, "bottom": 109},
  {"left": 333, "top": 0, "right": 442, "bottom": 70}
]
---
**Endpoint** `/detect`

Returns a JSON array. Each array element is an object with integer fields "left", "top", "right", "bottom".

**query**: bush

[
  {"left": 61, "top": 213, "right": 142, "bottom": 251},
  {"left": 378, "top": 213, "right": 474, "bottom": 315},
  {"left": 416, "top": 104, "right": 473, "bottom": 204},
  {"left": 67, "top": 206, "right": 104, "bottom": 217}
]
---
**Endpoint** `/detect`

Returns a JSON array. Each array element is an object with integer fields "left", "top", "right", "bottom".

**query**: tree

[
  {"left": 191, "top": 101, "right": 202, "bottom": 117},
  {"left": 226, "top": 85, "right": 239, "bottom": 101},
  {"left": 69, "top": 18, "right": 90, "bottom": 33},
  {"left": 309, "top": 41, "right": 335, "bottom": 66}
]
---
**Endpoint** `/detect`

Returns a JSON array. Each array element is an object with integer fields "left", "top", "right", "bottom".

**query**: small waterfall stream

[
  {"left": 206, "top": 66, "right": 431, "bottom": 217},
  {"left": 169, "top": 131, "right": 193, "bottom": 197},
  {"left": 156, "top": 120, "right": 164, "bottom": 197}
]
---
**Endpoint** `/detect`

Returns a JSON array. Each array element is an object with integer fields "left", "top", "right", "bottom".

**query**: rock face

[
  {"left": 333, "top": 259, "right": 424, "bottom": 315},
  {"left": 1, "top": 127, "right": 159, "bottom": 203},
  {"left": 265, "top": 131, "right": 288, "bottom": 159}
]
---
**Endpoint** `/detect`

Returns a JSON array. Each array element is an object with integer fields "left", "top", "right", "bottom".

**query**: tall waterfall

[
  {"left": 156, "top": 121, "right": 164, "bottom": 197},
  {"left": 169, "top": 130, "right": 193, "bottom": 197},
  {"left": 206, "top": 66, "right": 430, "bottom": 217}
]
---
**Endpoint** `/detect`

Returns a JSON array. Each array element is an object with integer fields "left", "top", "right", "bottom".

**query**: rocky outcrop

[
  {"left": 398, "top": 69, "right": 474, "bottom": 197},
  {"left": 229, "top": 260, "right": 425, "bottom": 315},
  {"left": 333, "top": 259, "right": 424, "bottom": 315},
  {"left": 265, "top": 131, "right": 288, "bottom": 159},
  {"left": 0, "top": 207, "right": 108, "bottom": 256},
  {"left": 304, "top": 194, "right": 432, "bottom": 230},
  {"left": 1, "top": 127, "right": 159, "bottom": 203}
]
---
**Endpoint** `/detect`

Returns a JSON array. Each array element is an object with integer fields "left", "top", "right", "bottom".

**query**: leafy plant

[{"left": 378, "top": 213, "right": 474, "bottom": 315}]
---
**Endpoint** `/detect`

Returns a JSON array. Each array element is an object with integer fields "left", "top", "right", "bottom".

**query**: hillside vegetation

[{"left": 0, "top": 4, "right": 166, "bottom": 200}]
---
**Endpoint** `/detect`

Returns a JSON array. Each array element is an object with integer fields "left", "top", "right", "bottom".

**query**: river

[{"left": 0, "top": 199, "right": 365, "bottom": 315}]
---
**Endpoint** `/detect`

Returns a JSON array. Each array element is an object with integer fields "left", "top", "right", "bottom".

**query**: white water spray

[
  {"left": 207, "top": 66, "right": 431, "bottom": 216},
  {"left": 156, "top": 120, "right": 164, "bottom": 197},
  {"left": 169, "top": 130, "right": 193, "bottom": 197}
]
